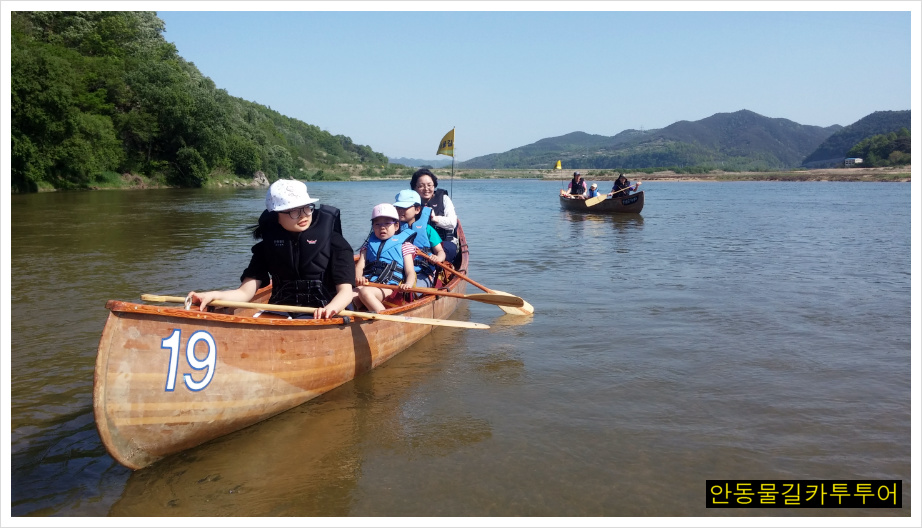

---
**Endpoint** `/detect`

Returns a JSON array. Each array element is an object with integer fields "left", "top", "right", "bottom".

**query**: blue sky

[
  {"left": 4, "top": 2, "right": 914, "bottom": 162},
  {"left": 152, "top": 2, "right": 916, "bottom": 162}
]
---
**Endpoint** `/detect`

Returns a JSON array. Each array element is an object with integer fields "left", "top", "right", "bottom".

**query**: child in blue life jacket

[
  {"left": 355, "top": 203, "right": 418, "bottom": 313},
  {"left": 393, "top": 189, "right": 447, "bottom": 289},
  {"left": 587, "top": 183, "right": 600, "bottom": 198}
]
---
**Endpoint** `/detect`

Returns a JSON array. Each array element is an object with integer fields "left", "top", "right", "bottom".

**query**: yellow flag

[{"left": 437, "top": 128, "right": 454, "bottom": 157}]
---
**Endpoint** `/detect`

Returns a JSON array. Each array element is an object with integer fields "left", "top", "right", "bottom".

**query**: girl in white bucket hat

[
  {"left": 187, "top": 179, "right": 356, "bottom": 319},
  {"left": 353, "top": 203, "right": 418, "bottom": 313}
]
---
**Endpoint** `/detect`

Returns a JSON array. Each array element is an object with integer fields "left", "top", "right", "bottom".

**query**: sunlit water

[{"left": 9, "top": 179, "right": 911, "bottom": 517}]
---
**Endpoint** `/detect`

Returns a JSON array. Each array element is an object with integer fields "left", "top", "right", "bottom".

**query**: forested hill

[
  {"left": 11, "top": 11, "right": 387, "bottom": 193},
  {"left": 460, "top": 110, "right": 843, "bottom": 171},
  {"left": 801, "top": 110, "right": 911, "bottom": 167}
]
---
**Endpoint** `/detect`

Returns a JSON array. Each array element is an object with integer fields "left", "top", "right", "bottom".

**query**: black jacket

[{"left": 242, "top": 205, "right": 355, "bottom": 307}]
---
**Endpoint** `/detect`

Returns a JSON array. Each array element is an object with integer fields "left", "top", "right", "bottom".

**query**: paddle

[
  {"left": 362, "top": 282, "right": 525, "bottom": 308},
  {"left": 140, "top": 294, "right": 489, "bottom": 329},
  {"left": 414, "top": 251, "right": 535, "bottom": 315},
  {"left": 586, "top": 181, "right": 642, "bottom": 207},
  {"left": 584, "top": 193, "right": 607, "bottom": 207}
]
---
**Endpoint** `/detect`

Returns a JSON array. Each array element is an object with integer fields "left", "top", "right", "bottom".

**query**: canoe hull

[
  {"left": 559, "top": 190, "right": 644, "bottom": 213},
  {"left": 94, "top": 231, "right": 469, "bottom": 470}
]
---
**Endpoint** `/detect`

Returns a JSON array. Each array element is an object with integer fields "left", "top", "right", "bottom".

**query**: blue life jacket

[
  {"left": 401, "top": 207, "right": 438, "bottom": 278},
  {"left": 364, "top": 229, "right": 417, "bottom": 285}
]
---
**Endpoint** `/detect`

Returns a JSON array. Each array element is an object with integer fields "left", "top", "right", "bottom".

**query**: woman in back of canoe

[
  {"left": 411, "top": 169, "right": 459, "bottom": 265},
  {"left": 354, "top": 203, "right": 418, "bottom": 313},
  {"left": 610, "top": 173, "right": 635, "bottom": 197},
  {"left": 187, "top": 179, "right": 356, "bottom": 319},
  {"left": 393, "top": 189, "right": 447, "bottom": 289}
]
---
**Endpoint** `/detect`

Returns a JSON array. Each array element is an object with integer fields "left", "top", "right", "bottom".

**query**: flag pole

[{"left": 437, "top": 127, "right": 456, "bottom": 199}]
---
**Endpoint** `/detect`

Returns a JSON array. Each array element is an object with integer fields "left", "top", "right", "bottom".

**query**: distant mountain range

[
  {"left": 449, "top": 109, "right": 909, "bottom": 171},
  {"left": 387, "top": 157, "right": 454, "bottom": 169}
]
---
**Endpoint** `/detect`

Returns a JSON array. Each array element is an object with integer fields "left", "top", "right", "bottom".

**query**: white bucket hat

[
  {"left": 371, "top": 203, "right": 399, "bottom": 221},
  {"left": 265, "top": 179, "right": 319, "bottom": 212}
]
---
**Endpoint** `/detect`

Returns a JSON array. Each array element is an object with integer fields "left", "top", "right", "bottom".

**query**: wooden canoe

[
  {"left": 559, "top": 190, "right": 644, "bottom": 214},
  {"left": 94, "top": 225, "right": 470, "bottom": 470}
]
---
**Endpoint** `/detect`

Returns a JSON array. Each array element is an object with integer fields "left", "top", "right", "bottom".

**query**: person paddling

[
  {"left": 188, "top": 179, "right": 356, "bottom": 319},
  {"left": 610, "top": 173, "right": 637, "bottom": 197},
  {"left": 411, "top": 169, "right": 459, "bottom": 265}
]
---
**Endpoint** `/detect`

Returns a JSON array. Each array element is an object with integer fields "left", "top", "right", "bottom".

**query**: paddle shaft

[
  {"left": 414, "top": 252, "right": 495, "bottom": 293},
  {"left": 140, "top": 294, "right": 489, "bottom": 329},
  {"left": 363, "top": 282, "right": 524, "bottom": 307}
]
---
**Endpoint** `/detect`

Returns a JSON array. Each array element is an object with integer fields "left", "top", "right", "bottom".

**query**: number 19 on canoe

[{"left": 161, "top": 329, "right": 216, "bottom": 392}]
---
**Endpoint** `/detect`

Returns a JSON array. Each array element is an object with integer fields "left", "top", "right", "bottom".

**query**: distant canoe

[{"left": 559, "top": 191, "right": 644, "bottom": 214}]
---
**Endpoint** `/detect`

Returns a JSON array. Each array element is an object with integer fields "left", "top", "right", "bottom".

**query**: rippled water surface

[{"left": 8, "top": 179, "right": 914, "bottom": 518}]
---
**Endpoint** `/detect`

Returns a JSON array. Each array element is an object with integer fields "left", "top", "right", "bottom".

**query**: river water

[{"left": 6, "top": 178, "right": 915, "bottom": 520}]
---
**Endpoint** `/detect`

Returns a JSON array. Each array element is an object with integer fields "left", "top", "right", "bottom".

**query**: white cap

[
  {"left": 265, "top": 179, "right": 318, "bottom": 212},
  {"left": 371, "top": 203, "right": 399, "bottom": 220}
]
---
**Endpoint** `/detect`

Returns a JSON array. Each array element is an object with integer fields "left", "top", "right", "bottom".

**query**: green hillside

[
  {"left": 461, "top": 110, "right": 843, "bottom": 171},
  {"left": 10, "top": 11, "right": 388, "bottom": 193},
  {"left": 801, "top": 110, "right": 911, "bottom": 167}
]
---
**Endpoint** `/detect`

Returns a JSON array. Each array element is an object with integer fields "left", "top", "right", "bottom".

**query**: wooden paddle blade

[
  {"left": 489, "top": 290, "right": 535, "bottom": 315},
  {"left": 413, "top": 250, "right": 535, "bottom": 314},
  {"left": 345, "top": 311, "right": 489, "bottom": 329},
  {"left": 585, "top": 194, "right": 608, "bottom": 207},
  {"left": 464, "top": 293, "right": 526, "bottom": 307},
  {"left": 141, "top": 294, "right": 174, "bottom": 303}
]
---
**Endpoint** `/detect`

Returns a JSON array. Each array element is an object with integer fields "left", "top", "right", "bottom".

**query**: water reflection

[
  {"left": 560, "top": 210, "right": 643, "bottom": 236},
  {"left": 108, "top": 305, "right": 493, "bottom": 516},
  {"left": 10, "top": 181, "right": 912, "bottom": 516}
]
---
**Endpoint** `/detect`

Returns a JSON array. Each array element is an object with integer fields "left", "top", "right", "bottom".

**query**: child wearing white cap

[
  {"left": 587, "top": 183, "right": 600, "bottom": 198},
  {"left": 354, "top": 203, "right": 418, "bottom": 313},
  {"left": 187, "top": 179, "right": 356, "bottom": 319}
]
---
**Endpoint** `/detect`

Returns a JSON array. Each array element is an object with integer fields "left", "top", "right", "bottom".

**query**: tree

[
  {"left": 264, "top": 145, "right": 295, "bottom": 181},
  {"left": 173, "top": 147, "right": 207, "bottom": 187},
  {"left": 11, "top": 11, "right": 390, "bottom": 192},
  {"left": 227, "top": 135, "right": 262, "bottom": 176}
]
